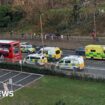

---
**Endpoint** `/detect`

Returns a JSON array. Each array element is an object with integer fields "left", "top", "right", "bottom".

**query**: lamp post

[
  {"left": 93, "top": 0, "right": 97, "bottom": 38},
  {"left": 40, "top": 13, "right": 44, "bottom": 55}
]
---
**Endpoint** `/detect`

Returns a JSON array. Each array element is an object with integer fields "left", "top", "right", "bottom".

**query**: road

[
  {"left": 22, "top": 48, "right": 105, "bottom": 78},
  {"left": 63, "top": 49, "right": 105, "bottom": 78}
]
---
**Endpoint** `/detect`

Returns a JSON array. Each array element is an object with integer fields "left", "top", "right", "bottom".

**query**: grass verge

[{"left": 0, "top": 76, "right": 105, "bottom": 105}]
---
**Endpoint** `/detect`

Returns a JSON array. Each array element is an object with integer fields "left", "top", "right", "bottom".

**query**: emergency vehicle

[
  {"left": 20, "top": 42, "right": 35, "bottom": 53},
  {"left": 37, "top": 47, "right": 62, "bottom": 61},
  {"left": 23, "top": 53, "right": 47, "bottom": 65},
  {"left": 56, "top": 55, "right": 84, "bottom": 70},
  {"left": 85, "top": 45, "right": 105, "bottom": 59},
  {"left": 0, "top": 40, "right": 22, "bottom": 62}
]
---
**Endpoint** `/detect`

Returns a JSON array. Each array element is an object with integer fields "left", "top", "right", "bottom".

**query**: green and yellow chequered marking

[{"left": 86, "top": 52, "right": 105, "bottom": 59}]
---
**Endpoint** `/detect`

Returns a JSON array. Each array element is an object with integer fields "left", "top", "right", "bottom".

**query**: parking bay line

[
  {"left": 1, "top": 69, "right": 43, "bottom": 77},
  {"left": 14, "top": 74, "right": 32, "bottom": 84},
  {"left": 0, "top": 71, "right": 11, "bottom": 78},
  {"left": 0, "top": 72, "right": 43, "bottom": 100},
  {"left": 1, "top": 72, "right": 22, "bottom": 83},
  {"left": 13, "top": 74, "right": 44, "bottom": 94}
]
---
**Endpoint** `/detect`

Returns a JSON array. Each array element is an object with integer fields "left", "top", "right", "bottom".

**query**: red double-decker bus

[{"left": 0, "top": 40, "right": 22, "bottom": 62}]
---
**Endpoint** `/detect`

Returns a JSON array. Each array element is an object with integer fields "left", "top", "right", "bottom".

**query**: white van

[
  {"left": 23, "top": 53, "right": 47, "bottom": 65},
  {"left": 37, "top": 47, "right": 62, "bottom": 61},
  {"left": 56, "top": 55, "right": 85, "bottom": 70}
]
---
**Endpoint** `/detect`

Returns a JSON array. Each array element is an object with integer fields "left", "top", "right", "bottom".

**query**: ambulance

[
  {"left": 85, "top": 45, "right": 105, "bottom": 59},
  {"left": 37, "top": 47, "right": 62, "bottom": 61},
  {"left": 56, "top": 55, "right": 85, "bottom": 70},
  {"left": 23, "top": 53, "right": 47, "bottom": 65}
]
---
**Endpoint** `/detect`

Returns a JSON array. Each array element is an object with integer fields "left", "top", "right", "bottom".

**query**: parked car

[
  {"left": 75, "top": 47, "right": 85, "bottom": 56},
  {"left": 20, "top": 42, "right": 35, "bottom": 53},
  {"left": 23, "top": 53, "right": 48, "bottom": 65}
]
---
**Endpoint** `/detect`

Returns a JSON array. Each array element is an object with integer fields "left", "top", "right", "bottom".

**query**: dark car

[
  {"left": 75, "top": 47, "right": 85, "bottom": 56},
  {"left": 34, "top": 45, "right": 47, "bottom": 52}
]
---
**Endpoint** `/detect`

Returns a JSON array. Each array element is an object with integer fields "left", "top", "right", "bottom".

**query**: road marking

[
  {"left": 0, "top": 81, "right": 24, "bottom": 87},
  {"left": 0, "top": 71, "right": 11, "bottom": 78},
  {"left": 1, "top": 69, "right": 43, "bottom": 77},
  {"left": 2, "top": 72, "right": 21, "bottom": 83},
  {"left": 0, "top": 69, "right": 43, "bottom": 100},
  {"left": 14, "top": 74, "right": 32, "bottom": 84},
  {"left": 85, "top": 66, "right": 105, "bottom": 71}
]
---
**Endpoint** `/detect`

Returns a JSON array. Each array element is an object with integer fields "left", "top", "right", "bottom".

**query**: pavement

[
  {"left": 0, "top": 69, "right": 43, "bottom": 99},
  {"left": 1, "top": 35, "right": 105, "bottom": 49}
]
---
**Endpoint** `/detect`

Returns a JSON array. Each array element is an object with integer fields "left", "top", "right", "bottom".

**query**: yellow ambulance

[{"left": 85, "top": 44, "right": 105, "bottom": 59}]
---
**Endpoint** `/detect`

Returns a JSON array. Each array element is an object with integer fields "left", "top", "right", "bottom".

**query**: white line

[
  {"left": 1, "top": 69, "right": 43, "bottom": 77},
  {"left": 0, "top": 81, "right": 24, "bottom": 87},
  {"left": 13, "top": 75, "right": 44, "bottom": 92},
  {"left": 85, "top": 66, "right": 105, "bottom": 71},
  {"left": 23, "top": 75, "right": 44, "bottom": 87},
  {"left": 14, "top": 74, "right": 32, "bottom": 84},
  {"left": 2, "top": 72, "right": 21, "bottom": 83},
  {"left": 0, "top": 71, "right": 11, "bottom": 78}
]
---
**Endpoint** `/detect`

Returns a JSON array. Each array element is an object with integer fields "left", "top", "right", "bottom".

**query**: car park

[
  {"left": 23, "top": 53, "right": 48, "bottom": 65},
  {"left": 20, "top": 42, "right": 35, "bottom": 53},
  {"left": 56, "top": 55, "right": 85, "bottom": 70}
]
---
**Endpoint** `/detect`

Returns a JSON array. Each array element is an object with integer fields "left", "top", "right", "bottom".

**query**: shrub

[
  {"left": 0, "top": 5, "right": 25, "bottom": 28},
  {"left": 0, "top": 62, "right": 105, "bottom": 83}
]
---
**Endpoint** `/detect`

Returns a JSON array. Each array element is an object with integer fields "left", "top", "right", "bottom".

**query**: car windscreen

[
  {"left": 26, "top": 45, "right": 32, "bottom": 48},
  {"left": 30, "top": 57, "right": 40, "bottom": 60}
]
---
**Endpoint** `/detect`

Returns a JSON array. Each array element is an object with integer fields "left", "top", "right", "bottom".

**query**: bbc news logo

[{"left": 0, "top": 91, "right": 14, "bottom": 97}]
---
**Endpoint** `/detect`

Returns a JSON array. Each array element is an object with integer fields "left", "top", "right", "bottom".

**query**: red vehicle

[{"left": 0, "top": 40, "right": 22, "bottom": 62}]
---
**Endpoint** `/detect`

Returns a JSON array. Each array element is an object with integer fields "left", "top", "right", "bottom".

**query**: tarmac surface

[{"left": 0, "top": 69, "right": 43, "bottom": 99}]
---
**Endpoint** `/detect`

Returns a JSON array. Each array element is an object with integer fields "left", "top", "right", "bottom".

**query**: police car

[
  {"left": 20, "top": 42, "right": 35, "bottom": 53},
  {"left": 23, "top": 53, "right": 48, "bottom": 65},
  {"left": 56, "top": 55, "right": 85, "bottom": 70}
]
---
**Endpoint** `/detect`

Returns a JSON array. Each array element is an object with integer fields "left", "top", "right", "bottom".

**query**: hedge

[
  {"left": 0, "top": 62, "right": 67, "bottom": 77},
  {"left": 0, "top": 62, "right": 105, "bottom": 83}
]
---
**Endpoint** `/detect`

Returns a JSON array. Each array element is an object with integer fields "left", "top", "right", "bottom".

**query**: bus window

[
  {"left": 13, "top": 44, "right": 20, "bottom": 54},
  {"left": 0, "top": 44, "right": 10, "bottom": 52}
]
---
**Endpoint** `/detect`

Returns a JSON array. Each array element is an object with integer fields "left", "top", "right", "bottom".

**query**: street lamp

[
  {"left": 40, "top": 13, "right": 44, "bottom": 55},
  {"left": 93, "top": 0, "right": 97, "bottom": 38}
]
